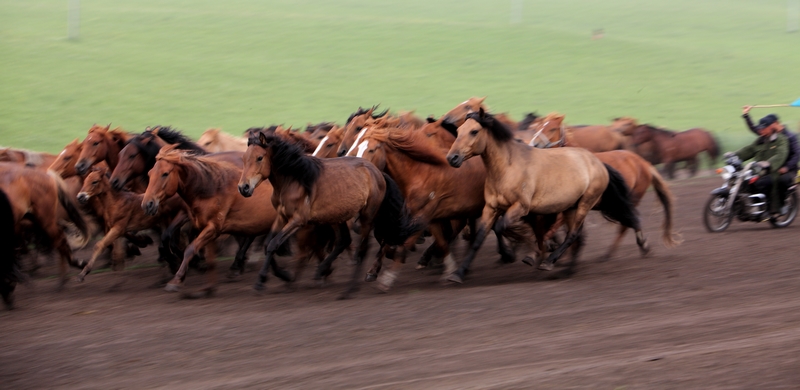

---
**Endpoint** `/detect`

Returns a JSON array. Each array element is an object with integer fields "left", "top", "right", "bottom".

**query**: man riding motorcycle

[{"left": 725, "top": 108, "right": 793, "bottom": 218}]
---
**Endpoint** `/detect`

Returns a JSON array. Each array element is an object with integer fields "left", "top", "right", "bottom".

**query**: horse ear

[
  {"left": 105, "top": 123, "right": 111, "bottom": 131},
  {"left": 258, "top": 132, "right": 269, "bottom": 147},
  {"left": 426, "top": 116, "right": 436, "bottom": 123},
  {"left": 478, "top": 107, "right": 486, "bottom": 118},
  {"left": 477, "top": 96, "right": 487, "bottom": 105}
]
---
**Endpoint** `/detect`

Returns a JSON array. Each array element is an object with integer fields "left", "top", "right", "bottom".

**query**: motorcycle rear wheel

[
  {"left": 769, "top": 192, "right": 798, "bottom": 228},
  {"left": 703, "top": 194, "right": 733, "bottom": 233}
]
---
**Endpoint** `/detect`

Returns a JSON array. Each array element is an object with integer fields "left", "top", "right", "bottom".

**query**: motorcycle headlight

[{"left": 716, "top": 165, "right": 735, "bottom": 180}]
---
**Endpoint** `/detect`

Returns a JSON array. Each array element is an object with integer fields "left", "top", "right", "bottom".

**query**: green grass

[{"left": 2, "top": 0, "right": 799, "bottom": 154}]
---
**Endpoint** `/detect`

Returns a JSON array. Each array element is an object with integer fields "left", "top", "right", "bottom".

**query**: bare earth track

[{"left": 2, "top": 175, "right": 800, "bottom": 389}]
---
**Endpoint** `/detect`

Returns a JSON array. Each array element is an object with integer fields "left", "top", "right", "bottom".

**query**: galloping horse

[
  {"left": 530, "top": 117, "right": 682, "bottom": 258},
  {"left": 142, "top": 145, "right": 291, "bottom": 296},
  {"left": 75, "top": 124, "right": 132, "bottom": 176},
  {"left": 441, "top": 97, "right": 520, "bottom": 130},
  {"left": 336, "top": 106, "right": 390, "bottom": 157},
  {"left": 49, "top": 139, "right": 87, "bottom": 178},
  {"left": 239, "top": 131, "right": 419, "bottom": 299},
  {"left": 445, "top": 109, "right": 640, "bottom": 282},
  {"left": 631, "top": 124, "right": 720, "bottom": 179},
  {"left": 0, "top": 164, "right": 90, "bottom": 289},
  {"left": 311, "top": 125, "right": 345, "bottom": 158},
  {"left": 0, "top": 147, "right": 57, "bottom": 169},
  {"left": 76, "top": 167, "right": 188, "bottom": 281},
  {"left": 197, "top": 128, "right": 248, "bottom": 153}
]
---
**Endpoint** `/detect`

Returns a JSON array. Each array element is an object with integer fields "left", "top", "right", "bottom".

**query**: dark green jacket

[{"left": 734, "top": 132, "right": 789, "bottom": 171}]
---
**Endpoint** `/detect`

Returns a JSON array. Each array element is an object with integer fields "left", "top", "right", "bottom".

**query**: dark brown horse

[
  {"left": 142, "top": 145, "right": 291, "bottom": 295},
  {"left": 0, "top": 163, "right": 90, "bottom": 289},
  {"left": 76, "top": 167, "right": 188, "bottom": 281},
  {"left": 445, "top": 109, "right": 640, "bottom": 282},
  {"left": 631, "top": 124, "right": 719, "bottom": 179},
  {"left": 239, "top": 131, "right": 420, "bottom": 299}
]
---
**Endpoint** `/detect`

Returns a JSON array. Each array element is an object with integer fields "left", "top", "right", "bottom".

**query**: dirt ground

[{"left": 2, "top": 174, "right": 800, "bottom": 389}]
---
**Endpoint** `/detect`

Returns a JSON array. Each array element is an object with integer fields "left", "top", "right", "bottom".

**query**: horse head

[
  {"left": 142, "top": 144, "right": 183, "bottom": 216},
  {"left": 76, "top": 124, "right": 112, "bottom": 175},
  {"left": 442, "top": 96, "right": 487, "bottom": 128},
  {"left": 446, "top": 108, "right": 494, "bottom": 168},
  {"left": 77, "top": 166, "right": 110, "bottom": 205},
  {"left": 49, "top": 138, "right": 83, "bottom": 178},
  {"left": 239, "top": 131, "right": 274, "bottom": 197}
]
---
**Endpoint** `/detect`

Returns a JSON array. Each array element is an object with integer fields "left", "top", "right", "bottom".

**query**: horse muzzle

[
  {"left": 110, "top": 176, "right": 125, "bottom": 191},
  {"left": 238, "top": 183, "right": 254, "bottom": 198},
  {"left": 77, "top": 192, "right": 90, "bottom": 205},
  {"left": 446, "top": 153, "right": 464, "bottom": 168},
  {"left": 75, "top": 160, "right": 91, "bottom": 176},
  {"left": 142, "top": 200, "right": 159, "bottom": 216}
]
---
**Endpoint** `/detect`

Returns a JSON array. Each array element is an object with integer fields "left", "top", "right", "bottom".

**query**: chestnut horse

[
  {"left": 142, "top": 145, "right": 291, "bottom": 296},
  {"left": 239, "top": 131, "right": 420, "bottom": 299},
  {"left": 0, "top": 147, "right": 57, "bottom": 169},
  {"left": 76, "top": 167, "right": 188, "bottom": 281},
  {"left": 75, "top": 124, "right": 132, "bottom": 176},
  {"left": 336, "top": 106, "right": 390, "bottom": 157},
  {"left": 445, "top": 109, "right": 640, "bottom": 282},
  {"left": 49, "top": 139, "right": 89, "bottom": 179},
  {"left": 0, "top": 164, "right": 90, "bottom": 289},
  {"left": 631, "top": 124, "right": 720, "bottom": 179},
  {"left": 348, "top": 119, "right": 521, "bottom": 290},
  {"left": 197, "top": 128, "right": 248, "bottom": 153},
  {"left": 311, "top": 125, "right": 346, "bottom": 158}
]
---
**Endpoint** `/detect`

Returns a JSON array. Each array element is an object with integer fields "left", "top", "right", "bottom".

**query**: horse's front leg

[
  {"left": 165, "top": 224, "right": 219, "bottom": 292},
  {"left": 447, "top": 206, "right": 500, "bottom": 284},
  {"left": 254, "top": 215, "right": 304, "bottom": 291},
  {"left": 77, "top": 225, "right": 123, "bottom": 282},
  {"left": 315, "top": 222, "right": 351, "bottom": 281}
]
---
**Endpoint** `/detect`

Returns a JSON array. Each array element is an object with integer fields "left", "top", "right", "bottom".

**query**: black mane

[
  {"left": 151, "top": 126, "right": 207, "bottom": 154},
  {"left": 249, "top": 132, "right": 323, "bottom": 194},
  {"left": 130, "top": 127, "right": 207, "bottom": 170},
  {"left": 347, "top": 105, "right": 389, "bottom": 124},
  {"left": 517, "top": 112, "right": 540, "bottom": 131},
  {"left": 466, "top": 111, "right": 515, "bottom": 142}
]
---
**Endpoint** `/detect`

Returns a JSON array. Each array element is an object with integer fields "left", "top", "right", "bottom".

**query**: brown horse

[
  {"left": 142, "top": 145, "right": 291, "bottom": 295},
  {"left": 445, "top": 109, "right": 640, "bottom": 282},
  {"left": 75, "top": 124, "right": 132, "bottom": 176},
  {"left": 75, "top": 167, "right": 188, "bottom": 281},
  {"left": 631, "top": 124, "right": 720, "bottom": 179},
  {"left": 336, "top": 106, "right": 390, "bottom": 157},
  {"left": 197, "top": 128, "right": 248, "bottom": 153},
  {"left": 239, "top": 131, "right": 419, "bottom": 299},
  {"left": 347, "top": 119, "right": 522, "bottom": 290},
  {"left": 0, "top": 163, "right": 90, "bottom": 289},
  {"left": 49, "top": 139, "right": 87, "bottom": 178},
  {"left": 311, "top": 125, "right": 346, "bottom": 158},
  {"left": 0, "top": 147, "right": 57, "bottom": 169},
  {"left": 441, "top": 97, "right": 521, "bottom": 130}
]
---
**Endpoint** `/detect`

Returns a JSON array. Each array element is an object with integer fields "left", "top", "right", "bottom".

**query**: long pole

[
  {"left": 68, "top": 0, "right": 80, "bottom": 40},
  {"left": 510, "top": 0, "right": 522, "bottom": 24}
]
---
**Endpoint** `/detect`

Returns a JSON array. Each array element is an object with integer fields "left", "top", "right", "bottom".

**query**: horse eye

[
  {"left": 93, "top": 141, "right": 100, "bottom": 146},
  {"left": 469, "top": 130, "right": 479, "bottom": 136},
  {"left": 326, "top": 144, "right": 332, "bottom": 148},
  {"left": 256, "top": 156, "right": 263, "bottom": 162},
  {"left": 129, "top": 154, "right": 136, "bottom": 159},
  {"left": 161, "top": 172, "right": 169, "bottom": 178},
  {"left": 64, "top": 156, "right": 71, "bottom": 161}
]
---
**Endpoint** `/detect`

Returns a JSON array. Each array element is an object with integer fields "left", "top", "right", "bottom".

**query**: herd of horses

[{"left": 0, "top": 97, "right": 720, "bottom": 308}]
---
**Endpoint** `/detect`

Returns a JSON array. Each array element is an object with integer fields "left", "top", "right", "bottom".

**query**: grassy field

[{"left": 1, "top": 0, "right": 799, "bottom": 154}]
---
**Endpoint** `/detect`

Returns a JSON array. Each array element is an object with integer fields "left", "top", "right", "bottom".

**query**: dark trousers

[{"left": 753, "top": 172, "right": 795, "bottom": 212}]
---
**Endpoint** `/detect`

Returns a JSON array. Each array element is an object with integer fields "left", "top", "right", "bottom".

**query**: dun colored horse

[
  {"left": 445, "top": 109, "right": 640, "bottom": 282},
  {"left": 531, "top": 118, "right": 682, "bottom": 257},
  {"left": 441, "top": 97, "right": 521, "bottom": 130},
  {"left": 142, "top": 145, "right": 290, "bottom": 295},
  {"left": 239, "top": 131, "right": 419, "bottom": 299},
  {"left": 197, "top": 128, "right": 248, "bottom": 153},
  {"left": 631, "top": 124, "right": 720, "bottom": 179},
  {"left": 76, "top": 167, "right": 188, "bottom": 281},
  {"left": 0, "top": 164, "right": 90, "bottom": 289}
]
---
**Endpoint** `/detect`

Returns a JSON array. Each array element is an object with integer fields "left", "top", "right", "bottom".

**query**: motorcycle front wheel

[
  {"left": 704, "top": 194, "right": 733, "bottom": 232},
  {"left": 770, "top": 191, "right": 798, "bottom": 228}
]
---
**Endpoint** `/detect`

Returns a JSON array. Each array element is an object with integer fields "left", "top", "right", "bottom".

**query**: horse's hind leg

[
  {"left": 228, "top": 235, "right": 254, "bottom": 278},
  {"left": 338, "top": 221, "right": 372, "bottom": 300},
  {"left": 315, "top": 222, "right": 351, "bottom": 282},
  {"left": 76, "top": 226, "right": 122, "bottom": 282},
  {"left": 166, "top": 224, "right": 219, "bottom": 292},
  {"left": 255, "top": 216, "right": 305, "bottom": 291},
  {"left": 602, "top": 225, "right": 627, "bottom": 261}
]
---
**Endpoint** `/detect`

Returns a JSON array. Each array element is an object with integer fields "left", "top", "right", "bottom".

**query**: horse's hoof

[
  {"left": 375, "top": 282, "right": 391, "bottom": 293},
  {"left": 364, "top": 273, "right": 377, "bottom": 282},
  {"left": 446, "top": 273, "right": 464, "bottom": 284},
  {"left": 521, "top": 257, "right": 535, "bottom": 267},
  {"left": 498, "top": 255, "right": 516, "bottom": 264},
  {"left": 252, "top": 282, "right": 265, "bottom": 292},
  {"left": 164, "top": 283, "right": 181, "bottom": 292},
  {"left": 75, "top": 274, "right": 85, "bottom": 283},
  {"left": 538, "top": 261, "right": 554, "bottom": 271},
  {"left": 639, "top": 245, "right": 651, "bottom": 257},
  {"left": 226, "top": 270, "right": 242, "bottom": 280},
  {"left": 415, "top": 263, "right": 426, "bottom": 270}
]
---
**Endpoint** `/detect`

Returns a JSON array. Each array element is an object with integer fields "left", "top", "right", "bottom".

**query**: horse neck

[
  {"left": 480, "top": 136, "right": 518, "bottom": 181},
  {"left": 382, "top": 146, "right": 425, "bottom": 195},
  {"left": 176, "top": 159, "right": 235, "bottom": 204}
]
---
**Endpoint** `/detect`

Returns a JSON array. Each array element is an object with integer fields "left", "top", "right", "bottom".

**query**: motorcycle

[{"left": 703, "top": 155, "right": 798, "bottom": 232}]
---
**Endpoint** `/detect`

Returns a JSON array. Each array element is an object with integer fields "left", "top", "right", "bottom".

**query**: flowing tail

[
  {"left": 373, "top": 173, "right": 422, "bottom": 246},
  {"left": 648, "top": 165, "right": 683, "bottom": 247},
  {"left": 598, "top": 164, "right": 641, "bottom": 230},
  {"left": 707, "top": 132, "right": 720, "bottom": 164},
  {"left": 48, "top": 171, "right": 89, "bottom": 249},
  {"left": 0, "top": 189, "right": 20, "bottom": 309}
]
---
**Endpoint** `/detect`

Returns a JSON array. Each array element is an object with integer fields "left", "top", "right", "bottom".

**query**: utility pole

[
  {"left": 68, "top": 0, "right": 80, "bottom": 40},
  {"left": 510, "top": 0, "right": 522, "bottom": 24}
]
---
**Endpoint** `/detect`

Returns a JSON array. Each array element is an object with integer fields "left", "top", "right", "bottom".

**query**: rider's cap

[{"left": 756, "top": 114, "right": 779, "bottom": 130}]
